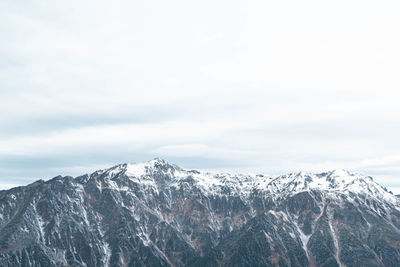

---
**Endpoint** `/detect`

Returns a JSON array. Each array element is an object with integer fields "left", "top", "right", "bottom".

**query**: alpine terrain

[{"left": 0, "top": 158, "right": 399, "bottom": 267}]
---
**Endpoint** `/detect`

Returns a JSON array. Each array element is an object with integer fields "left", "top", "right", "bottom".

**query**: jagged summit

[
  {"left": 95, "top": 158, "right": 180, "bottom": 176},
  {"left": 75, "top": 159, "right": 397, "bottom": 205},
  {"left": 126, "top": 158, "right": 182, "bottom": 176}
]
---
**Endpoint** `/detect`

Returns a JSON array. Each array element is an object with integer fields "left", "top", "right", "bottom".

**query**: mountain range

[{"left": 0, "top": 158, "right": 399, "bottom": 266}]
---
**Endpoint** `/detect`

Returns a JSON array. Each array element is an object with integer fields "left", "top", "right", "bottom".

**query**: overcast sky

[{"left": 1, "top": 0, "right": 400, "bottom": 193}]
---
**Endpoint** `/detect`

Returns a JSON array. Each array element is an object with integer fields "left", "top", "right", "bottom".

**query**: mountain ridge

[
  {"left": 76, "top": 158, "right": 397, "bottom": 204},
  {"left": 0, "top": 159, "right": 399, "bottom": 266}
]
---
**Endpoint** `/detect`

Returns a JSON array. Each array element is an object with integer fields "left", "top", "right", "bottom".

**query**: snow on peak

[
  {"left": 90, "top": 159, "right": 398, "bottom": 205},
  {"left": 125, "top": 158, "right": 181, "bottom": 177},
  {"left": 126, "top": 162, "right": 148, "bottom": 177},
  {"left": 270, "top": 169, "right": 397, "bottom": 204}
]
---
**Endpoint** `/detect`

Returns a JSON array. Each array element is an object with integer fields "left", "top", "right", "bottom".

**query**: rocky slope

[{"left": 0, "top": 159, "right": 399, "bottom": 266}]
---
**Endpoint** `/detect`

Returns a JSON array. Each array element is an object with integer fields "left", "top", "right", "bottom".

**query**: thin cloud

[{"left": 0, "top": 0, "right": 400, "bottom": 193}]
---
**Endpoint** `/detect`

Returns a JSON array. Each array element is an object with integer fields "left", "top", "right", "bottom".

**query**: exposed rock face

[{"left": 0, "top": 159, "right": 399, "bottom": 266}]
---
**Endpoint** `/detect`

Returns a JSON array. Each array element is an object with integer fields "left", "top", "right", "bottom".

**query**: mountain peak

[
  {"left": 79, "top": 160, "right": 397, "bottom": 205},
  {"left": 125, "top": 158, "right": 180, "bottom": 176}
]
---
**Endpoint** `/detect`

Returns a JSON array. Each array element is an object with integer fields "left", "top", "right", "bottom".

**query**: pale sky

[{"left": 1, "top": 0, "right": 400, "bottom": 193}]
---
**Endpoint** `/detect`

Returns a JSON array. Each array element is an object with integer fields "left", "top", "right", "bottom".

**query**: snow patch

[
  {"left": 327, "top": 209, "right": 343, "bottom": 267},
  {"left": 293, "top": 219, "right": 311, "bottom": 262},
  {"left": 126, "top": 162, "right": 148, "bottom": 177}
]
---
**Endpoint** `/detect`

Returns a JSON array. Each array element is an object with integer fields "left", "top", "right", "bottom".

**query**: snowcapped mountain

[{"left": 0, "top": 158, "right": 399, "bottom": 266}]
